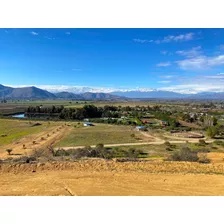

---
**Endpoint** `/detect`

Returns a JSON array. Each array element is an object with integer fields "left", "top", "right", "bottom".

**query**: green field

[
  {"left": 55, "top": 123, "right": 144, "bottom": 147},
  {"left": 0, "top": 119, "right": 59, "bottom": 146}
]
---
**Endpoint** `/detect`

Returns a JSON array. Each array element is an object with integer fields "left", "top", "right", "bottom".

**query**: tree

[
  {"left": 206, "top": 126, "right": 218, "bottom": 138},
  {"left": 6, "top": 149, "right": 13, "bottom": 155},
  {"left": 213, "top": 117, "right": 218, "bottom": 126}
]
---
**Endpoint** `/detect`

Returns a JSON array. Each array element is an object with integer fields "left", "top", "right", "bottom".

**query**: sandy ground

[{"left": 1, "top": 160, "right": 224, "bottom": 196}]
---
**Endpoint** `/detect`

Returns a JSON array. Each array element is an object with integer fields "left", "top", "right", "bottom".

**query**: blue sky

[{"left": 1, "top": 28, "right": 224, "bottom": 93}]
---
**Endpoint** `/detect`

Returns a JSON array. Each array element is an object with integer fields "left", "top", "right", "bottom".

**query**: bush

[
  {"left": 53, "top": 149, "right": 70, "bottom": 157},
  {"left": 6, "top": 149, "right": 12, "bottom": 155},
  {"left": 198, "top": 139, "right": 206, "bottom": 146},
  {"left": 164, "top": 141, "right": 171, "bottom": 147},
  {"left": 166, "top": 147, "right": 173, "bottom": 151},
  {"left": 13, "top": 156, "right": 37, "bottom": 164},
  {"left": 53, "top": 146, "right": 147, "bottom": 160},
  {"left": 214, "top": 140, "right": 224, "bottom": 147},
  {"left": 169, "top": 147, "right": 199, "bottom": 162},
  {"left": 96, "top": 143, "right": 104, "bottom": 149},
  {"left": 198, "top": 153, "right": 211, "bottom": 164}
]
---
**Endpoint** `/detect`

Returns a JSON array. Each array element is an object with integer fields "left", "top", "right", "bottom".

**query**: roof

[{"left": 136, "top": 126, "right": 146, "bottom": 129}]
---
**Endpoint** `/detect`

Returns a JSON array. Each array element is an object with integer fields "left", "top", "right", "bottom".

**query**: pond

[{"left": 12, "top": 113, "right": 26, "bottom": 119}]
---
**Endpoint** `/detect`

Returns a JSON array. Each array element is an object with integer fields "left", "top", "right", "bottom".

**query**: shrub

[
  {"left": 198, "top": 153, "right": 211, "bottom": 164},
  {"left": 166, "top": 147, "right": 173, "bottom": 151},
  {"left": 13, "top": 156, "right": 37, "bottom": 164},
  {"left": 96, "top": 143, "right": 104, "bottom": 149},
  {"left": 6, "top": 149, "right": 12, "bottom": 155},
  {"left": 214, "top": 140, "right": 224, "bottom": 147},
  {"left": 198, "top": 139, "right": 206, "bottom": 146},
  {"left": 54, "top": 149, "right": 70, "bottom": 157},
  {"left": 164, "top": 141, "right": 171, "bottom": 147},
  {"left": 169, "top": 147, "right": 199, "bottom": 162}
]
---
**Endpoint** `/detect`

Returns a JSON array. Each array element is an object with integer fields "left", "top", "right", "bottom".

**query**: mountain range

[
  {"left": 0, "top": 85, "right": 125, "bottom": 100},
  {"left": 0, "top": 84, "right": 224, "bottom": 100}
]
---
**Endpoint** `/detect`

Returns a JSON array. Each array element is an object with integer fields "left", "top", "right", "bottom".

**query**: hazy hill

[
  {"left": 55, "top": 92, "right": 84, "bottom": 100},
  {"left": 112, "top": 90, "right": 186, "bottom": 99},
  {"left": 80, "top": 92, "right": 125, "bottom": 100}
]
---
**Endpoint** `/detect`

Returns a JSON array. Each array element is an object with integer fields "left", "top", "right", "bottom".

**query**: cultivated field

[
  {"left": 55, "top": 123, "right": 150, "bottom": 147},
  {"left": 0, "top": 119, "right": 72, "bottom": 158}
]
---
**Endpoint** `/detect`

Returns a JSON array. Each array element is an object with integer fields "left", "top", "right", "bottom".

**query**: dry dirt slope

[{"left": 1, "top": 160, "right": 224, "bottom": 196}]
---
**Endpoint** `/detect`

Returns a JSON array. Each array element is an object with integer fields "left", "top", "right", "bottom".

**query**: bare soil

[{"left": 1, "top": 160, "right": 224, "bottom": 196}]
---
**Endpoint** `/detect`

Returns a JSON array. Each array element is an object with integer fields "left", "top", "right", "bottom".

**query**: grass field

[
  {"left": 0, "top": 119, "right": 60, "bottom": 146},
  {"left": 55, "top": 123, "right": 146, "bottom": 147}
]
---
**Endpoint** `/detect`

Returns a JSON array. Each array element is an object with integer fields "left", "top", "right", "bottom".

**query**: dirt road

[{"left": 56, "top": 139, "right": 215, "bottom": 150}]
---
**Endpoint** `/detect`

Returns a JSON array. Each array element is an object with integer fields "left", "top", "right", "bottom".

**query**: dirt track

[
  {"left": 1, "top": 160, "right": 224, "bottom": 196},
  {"left": 56, "top": 139, "right": 215, "bottom": 150}
]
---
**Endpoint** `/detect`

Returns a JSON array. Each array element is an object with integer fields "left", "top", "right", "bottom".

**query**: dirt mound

[{"left": 1, "top": 160, "right": 224, "bottom": 175}]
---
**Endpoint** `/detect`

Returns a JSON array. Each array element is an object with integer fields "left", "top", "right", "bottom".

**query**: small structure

[
  {"left": 83, "top": 122, "right": 94, "bottom": 127},
  {"left": 136, "top": 126, "right": 147, "bottom": 131},
  {"left": 142, "top": 120, "right": 149, "bottom": 124},
  {"left": 160, "top": 120, "right": 168, "bottom": 126}
]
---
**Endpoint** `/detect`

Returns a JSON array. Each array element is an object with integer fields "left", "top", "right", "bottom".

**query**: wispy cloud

[
  {"left": 156, "top": 62, "right": 171, "bottom": 67},
  {"left": 159, "top": 83, "right": 224, "bottom": 94},
  {"left": 133, "top": 38, "right": 153, "bottom": 43},
  {"left": 177, "top": 55, "right": 224, "bottom": 70},
  {"left": 219, "top": 45, "right": 224, "bottom": 50},
  {"left": 44, "top": 36, "right": 55, "bottom": 40},
  {"left": 65, "top": 32, "right": 71, "bottom": 35},
  {"left": 158, "top": 80, "right": 172, "bottom": 84},
  {"left": 134, "top": 33, "right": 194, "bottom": 44},
  {"left": 176, "top": 46, "right": 202, "bottom": 58},
  {"left": 155, "top": 33, "right": 194, "bottom": 44},
  {"left": 160, "top": 51, "right": 168, "bottom": 55},
  {"left": 30, "top": 31, "right": 38, "bottom": 36},
  {"left": 161, "top": 75, "right": 175, "bottom": 79},
  {"left": 205, "top": 73, "right": 224, "bottom": 79}
]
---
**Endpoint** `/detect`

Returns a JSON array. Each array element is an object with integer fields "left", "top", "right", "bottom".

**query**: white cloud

[
  {"left": 155, "top": 33, "right": 194, "bottom": 44},
  {"left": 161, "top": 75, "right": 175, "bottom": 79},
  {"left": 65, "top": 32, "right": 71, "bottom": 35},
  {"left": 159, "top": 84, "right": 224, "bottom": 94},
  {"left": 205, "top": 74, "right": 224, "bottom": 79},
  {"left": 158, "top": 80, "right": 171, "bottom": 84},
  {"left": 156, "top": 62, "right": 171, "bottom": 67},
  {"left": 176, "top": 46, "right": 202, "bottom": 58},
  {"left": 133, "top": 38, "right": 153, "bottom": 43},
  {"left": 177, "top": 55, "right": 224, "bottom": 70},
  {"left": 30, "top": 31, "right": 38, "bottom": 36}
]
